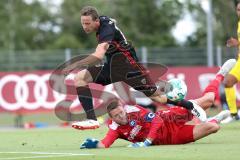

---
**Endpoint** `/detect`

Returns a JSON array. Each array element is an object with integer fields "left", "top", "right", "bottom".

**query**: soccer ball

[{"left": 166, "top": 78, "right": 187, "bottom": 101}]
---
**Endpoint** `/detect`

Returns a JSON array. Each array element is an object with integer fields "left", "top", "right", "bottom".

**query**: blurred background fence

[{"left": 0, "top": 46, "right": 238, "bottom": 71}]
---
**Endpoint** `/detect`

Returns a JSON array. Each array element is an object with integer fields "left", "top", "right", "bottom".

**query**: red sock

[
  {"left": 215, "top": 74, "right": 224, "bottom": 82},
  {"left": 208, "top": 119, "right": 218, "bottom": 124},
  {"left": 202, "top": 74, "right": 223, "bottom": 97}
]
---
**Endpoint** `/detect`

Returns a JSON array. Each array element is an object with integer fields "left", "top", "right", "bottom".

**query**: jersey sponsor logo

[
  {"left": 161, "top": 110, "right": 171, "bottom": 114},
  {"left": 145, "top": 112, "right": 155, "bottom": 122},
  {"left": 128, "top": 125, "right": 142, "bottom": 141}
]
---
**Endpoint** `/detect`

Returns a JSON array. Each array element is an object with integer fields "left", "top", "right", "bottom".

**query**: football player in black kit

[{"left": 63, "top": 6, "right": 206, "bottom": 130}]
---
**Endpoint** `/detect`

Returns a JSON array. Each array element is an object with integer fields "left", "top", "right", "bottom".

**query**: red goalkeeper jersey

[{"left": 101, "top": 105, "right": 194, "bottom": 148}]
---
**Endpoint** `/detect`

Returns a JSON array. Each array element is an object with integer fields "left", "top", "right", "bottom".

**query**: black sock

[
  {"left": 76, "top": 86, "right": 97, "bottom": 120},
  {"left": 231, "top": 113, "right": 239, "bottom": 120},
  {"left": 167, "top": 99, "right": 193, "bottom": 110}
]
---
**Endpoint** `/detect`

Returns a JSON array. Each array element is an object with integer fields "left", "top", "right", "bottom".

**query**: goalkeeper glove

[
  {"left": 80, "top": 138, "right": 99, "bottom": 149},
  {"left": 128, "top": 139, "right": 152, "bottom": 148}
]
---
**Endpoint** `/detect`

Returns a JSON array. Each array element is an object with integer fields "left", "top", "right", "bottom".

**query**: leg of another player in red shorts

[
  {"left": 175, "top": 108, "right": 231, "bottom": 144},
  {"left": 192, "top": 122, "right": 220, "bottom": 141},
  {"left": 191, "top": 59, "right": 235, "bottom": 140},
  {"left": 193, "top": 59, "right": 236, "bottom": 110},
  {"left": 182, "top": 59, "right": 236, "bottom": 142},
  {"left": 192, "top": 106, "right": 232, "bottom": 141}
]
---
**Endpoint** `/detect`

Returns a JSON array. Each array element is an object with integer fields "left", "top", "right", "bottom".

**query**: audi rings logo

[{"left": 0, "top": 73, "right": 68, "bottom": 111}]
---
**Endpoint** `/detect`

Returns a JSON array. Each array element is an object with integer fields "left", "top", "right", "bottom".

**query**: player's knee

[
  {"left": 209, "top": 123, "right": 220, "bottom": 133},
  {"left": 224, "top": 80, "right": 234, "bottom": 88},
  {"left": 201, "top": 93, "right": 215, "bottom": 107},
  {"left": 74, "top": 70, "right": 92, "bottom": 87},
  {"left": 224, "top": 76, "right": 236, "bottom": 88},
  {"left": 74, "top": 74, "right": 87, "bottom": 86},
  {"left": 207, "top": 98, "right": 214, "bottom": 106}
]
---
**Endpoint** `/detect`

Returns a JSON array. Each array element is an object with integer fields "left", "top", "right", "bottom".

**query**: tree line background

[{"left": 0, "top": 0, "right": 238, "bottom": 51}]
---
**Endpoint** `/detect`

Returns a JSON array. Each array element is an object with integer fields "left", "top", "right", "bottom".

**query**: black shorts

[{"left": 87, "top": 52, "right": 157, "bottom": 97}]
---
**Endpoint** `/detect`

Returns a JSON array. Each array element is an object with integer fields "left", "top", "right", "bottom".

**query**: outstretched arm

[
  {"left": 63, "top": 42, "right": 109, "bottom": 75},
  {"left": 80, "top": 128, "right": 119, "bottom": 149}
]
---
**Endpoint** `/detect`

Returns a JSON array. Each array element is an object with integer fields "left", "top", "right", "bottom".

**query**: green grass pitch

[{"left": 0, "top": 122, "right": 240, "bottom": 160}]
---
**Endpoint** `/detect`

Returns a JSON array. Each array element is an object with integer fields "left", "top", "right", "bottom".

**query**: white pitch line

[
  {"left": 0, "top": 152, "right": 94, "bottom": 160},
  {"left": 0, "top": 152, "right": 93, "bottom": 156},
  {"left": 0, "top": 154, "right": 89, "bottom": 160}
]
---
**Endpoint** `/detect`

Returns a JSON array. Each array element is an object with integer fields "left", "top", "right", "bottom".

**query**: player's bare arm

[{"left": 63, "top": 42, "right": 109, "bottom": 75}]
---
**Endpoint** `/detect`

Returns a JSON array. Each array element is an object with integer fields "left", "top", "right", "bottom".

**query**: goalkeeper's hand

[
  {"left": 128, "top": 139, "right": 152, "bottom": 148},
  {"left": 80, "top": 138, "right": 99, "bottom": 149}
]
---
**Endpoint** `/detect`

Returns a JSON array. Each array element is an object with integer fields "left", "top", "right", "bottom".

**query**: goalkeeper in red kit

[{"left": 80, "top": 59, "right": 235, "bottom": 149}]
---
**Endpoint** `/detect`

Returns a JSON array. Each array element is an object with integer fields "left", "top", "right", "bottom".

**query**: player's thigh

[
  {"left": 173, "top": 125, "right": 195, "bottom": 144},
  {"left": 193, "top": 123, "right": 220, "bottom": 141},
  {"left": 158, "top": 107, "right": 193, "bottom": 124},
  {"left": 110, "top": 54, "right": 157, "bottom": 97},
  {"left": 88, "top": 64, "right": 111, "bottom": 85},
  {"left": 224, "top": 59, "right": 240, "bottom": 87},
  {"left": 229, "top": 58, "right": 240, "bottom": 81},
  {"left": 193, "top": 92, "right": 215, "bottom": 110},
  {"left": 135, "top": 82, "right": 157, "bottom": 97},
  {"left": 224, "top": 74, "right": 238, "bottom": 87},
  {"left": 125, "top": 71, "right": 157, "bottom": 97}
]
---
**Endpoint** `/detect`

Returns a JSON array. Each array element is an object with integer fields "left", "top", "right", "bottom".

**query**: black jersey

[{"left": 96, "top": 16, "right": 138, "bottom": 63}]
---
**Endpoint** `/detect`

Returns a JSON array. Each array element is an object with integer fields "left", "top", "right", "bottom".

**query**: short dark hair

[
  {"left": 235, "top": 0, "right": 240, "bottom": 7},
  {"left": 80, "top": 6, "right": 99, "bottom": 20},
  {"left": 106, "top": 100, "right": 120, "bottom": 116}
]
